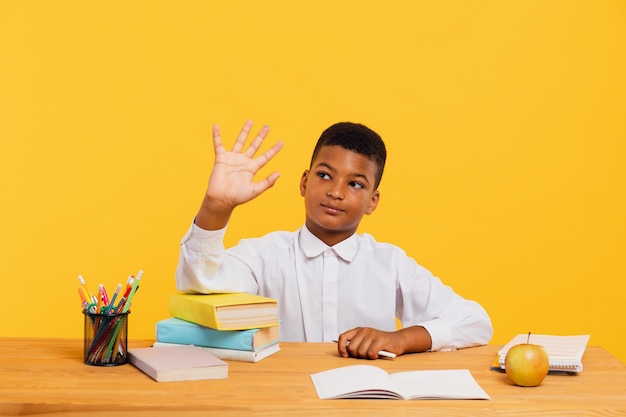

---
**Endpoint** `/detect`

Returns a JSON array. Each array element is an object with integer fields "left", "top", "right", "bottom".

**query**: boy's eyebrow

[
  {"left": 314, "top": 162, "right": 372, "bottom": 184},
  {"left": 314, "top": 162, "right": 336, "bottom": 172}
]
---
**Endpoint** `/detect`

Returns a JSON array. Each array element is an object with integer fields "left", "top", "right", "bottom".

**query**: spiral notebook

[{"left": 497, "top": 334, "right": 590, "bottom": 373}]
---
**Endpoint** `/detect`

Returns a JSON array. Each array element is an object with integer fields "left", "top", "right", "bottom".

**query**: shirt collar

[{"left": 299, "top": 225, "right": 358, "bottom": 262}]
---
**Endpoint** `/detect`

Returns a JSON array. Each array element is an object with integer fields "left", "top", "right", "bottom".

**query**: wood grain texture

[{"left": 0, "top": 338, "right": 625, "bottom": 416}]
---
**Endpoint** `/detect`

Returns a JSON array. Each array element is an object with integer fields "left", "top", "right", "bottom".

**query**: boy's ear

[
  {"left": 365, "top": 190, "right": 380, "bottom": 215},
  {"left": 300, "top": 170, "right": 309, "bottom": 196}
]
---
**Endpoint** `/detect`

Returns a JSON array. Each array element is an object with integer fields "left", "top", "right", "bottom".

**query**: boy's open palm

[{"left": 206, "top": 120, "right": 283, "bottom": 210}]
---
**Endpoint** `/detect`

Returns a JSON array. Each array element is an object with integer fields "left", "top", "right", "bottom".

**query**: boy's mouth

[{"left": 321, "top": 203, "right": 344, "bottom": 214}]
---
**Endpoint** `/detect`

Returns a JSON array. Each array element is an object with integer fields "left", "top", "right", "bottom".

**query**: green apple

[{"left": 505, "top": 341, "right": 550, "bottom": 387}]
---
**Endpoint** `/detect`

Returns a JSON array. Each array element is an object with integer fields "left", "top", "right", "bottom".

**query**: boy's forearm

[
  {"left": 398, "top": 325, "right": 433, "bottom": 354},
  {"left": 194, "top": 195, "right": 235, "bottom": 231}
]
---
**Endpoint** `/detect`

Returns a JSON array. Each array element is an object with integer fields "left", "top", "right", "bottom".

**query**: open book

[
  {"left": 497, "top": 334, "right": 590, "bottom": 373},
  {"left": 310, "top": 365, "right": 490, "bottom": 400}
]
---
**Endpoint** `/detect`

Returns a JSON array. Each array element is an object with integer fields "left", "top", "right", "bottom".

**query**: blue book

[{"left": 156, "top": 317, "right": 280, "bottom": 351}]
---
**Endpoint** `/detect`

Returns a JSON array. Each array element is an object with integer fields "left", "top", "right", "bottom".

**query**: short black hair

[{"left": 310, "top": 122, "right": 387, "bottom": 189}]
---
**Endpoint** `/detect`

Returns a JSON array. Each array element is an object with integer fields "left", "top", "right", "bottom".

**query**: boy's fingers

[
  {"left": 232, "top": 120, "right": 254, "bottom": 152},
  {"left": 251, "top": 172, "right": 281, "bottom": 198},
  {"left": 212, "top": 124, "right": 224, "bottom": 153},
  {"left": 337, "top": 329, "right": 358, "bottom": 357},
  {"left": 254, "top": 141, "right": 284, "bottom": 170},
  {"left": 336, "top": 340, "right": 349, "bottom": 357},
  {"left": 244, "top": 125, "right": 271, "bottom": 158}
]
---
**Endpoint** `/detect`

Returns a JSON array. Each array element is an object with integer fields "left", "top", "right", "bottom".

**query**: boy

[{"left": 176, "top": 120, "right": 493, "bottom": 359}]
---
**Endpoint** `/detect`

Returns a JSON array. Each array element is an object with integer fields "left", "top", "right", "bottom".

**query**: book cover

[
  {"left": 497, "top": 334, "right": 590, "bottom": 372},
  {"left": 170, "top": 292, "right": 279, "bottom": 331},
  {"left": 155, "top": 317, "right": 280, "bottom": 351},
  {"left": 152, "top": 341, "right": 281, "bottom": 363},
  {"left": 310, "top": 365, "right": 490, "bottom": 400},
  {"left": 128, "top": 345, "right": 228, "bottom": 382}
]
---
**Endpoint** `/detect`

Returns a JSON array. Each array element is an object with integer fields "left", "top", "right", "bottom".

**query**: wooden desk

[{"left": 1, "top": 338, "right": 625, "bottom": 416}]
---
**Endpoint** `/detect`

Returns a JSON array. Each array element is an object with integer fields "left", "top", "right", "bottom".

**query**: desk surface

[{"left": 1, "top": 338, "right": 625, "bottom": 417}]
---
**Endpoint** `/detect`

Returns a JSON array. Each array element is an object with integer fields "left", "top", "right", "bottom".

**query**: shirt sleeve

[
  {"left": 397, "top": 257, "right": 493, "bottom": 351},
  {"left": 175, "top": 222, "right": 246, "bottom": 294}
]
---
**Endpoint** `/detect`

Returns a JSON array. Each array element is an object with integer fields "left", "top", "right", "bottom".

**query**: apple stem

[{"left": 527, "top": 332, "right": 531, "bottom": 344}]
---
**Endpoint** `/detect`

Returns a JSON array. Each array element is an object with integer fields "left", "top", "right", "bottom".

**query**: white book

[
  {"left": 152, "top": 341, "right": 280, "bottom": 363},
  {"left": 310, "top": 365, "right": 490, "bottom": 400},
  {"left": 497, "top": 334, "right": 590, "bottom": 372},
  {"left": 128, "top": 345, "right": 228, "bottom": 382}
]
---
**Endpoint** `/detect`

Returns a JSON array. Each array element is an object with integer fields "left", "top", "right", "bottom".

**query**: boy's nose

[{"left": 326, "top": 187, "right": 344, "bottom": 199}]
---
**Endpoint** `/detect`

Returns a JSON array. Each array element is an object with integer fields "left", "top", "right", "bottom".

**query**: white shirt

[{"left": 176, "top": 223, "right": 493, "bottom": 351}]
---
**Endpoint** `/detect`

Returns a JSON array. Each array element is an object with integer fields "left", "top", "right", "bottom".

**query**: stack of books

[{"left": 154, "top": 292, "right": 281, "bottom": 363}]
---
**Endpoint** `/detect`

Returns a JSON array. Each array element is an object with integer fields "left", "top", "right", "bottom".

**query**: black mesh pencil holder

[{"left": 83, "top": 311, "right": 130, "bottom": 366}]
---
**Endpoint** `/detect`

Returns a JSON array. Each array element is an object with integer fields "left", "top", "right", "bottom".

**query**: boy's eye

[
  {"left": 350, "top": 181, "right": 364, "bottom": 189},
  {"left": 317, "top": 172, "right": 331, "bottom": 180}
]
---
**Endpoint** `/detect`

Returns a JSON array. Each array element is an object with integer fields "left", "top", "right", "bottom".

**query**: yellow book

[{"left": 169, "top": 293, "right": 279, "bottom": 331}]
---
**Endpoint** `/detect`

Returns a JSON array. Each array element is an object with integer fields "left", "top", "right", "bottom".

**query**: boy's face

[{"left": 300, "top": 145, "right": 380, "bottom": 246}]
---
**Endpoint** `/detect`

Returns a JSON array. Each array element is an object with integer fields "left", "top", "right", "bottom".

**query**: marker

[
  {"left": 96, "top": 284, "right": 104, "bottom": 313},
  {"left": 332, "top": 340, "right": 396, "bottom": 359},
  {"left": 124, "top": 275, "right": 134, "bottom": 293},
  {"left": 121, "top": 270, "right": 142, "bottom": 313},
  {"left": 78, "top": 275, "right": 93, "bottom": 300},
  {"left": 101, "top": 285, "right": 109, "bottom": 306},
  {"left": 115, "top": 287, "right": 131, "bottom": 312},
  {"left": 104, "top": 283, "right": 122, "bottom": 315},
  {"left": 77, "top": 287, "right": 89, "bottom": 310},
  {"left": 374, "top": 349, "right": 396, "bottom": 359},
  {"left": 115, "top": 276, "right": 136, "bottom": 312}
]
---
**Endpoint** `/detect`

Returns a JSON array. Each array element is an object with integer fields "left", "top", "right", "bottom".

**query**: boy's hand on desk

[
  {"left": 337, "top": 325, "right": 432, "bottom": 359},
  {"left": 337, "top": 327, "right": 404, "bottom": 360}
]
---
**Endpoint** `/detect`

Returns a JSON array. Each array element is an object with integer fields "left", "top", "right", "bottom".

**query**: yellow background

[{"left": 1, "top": 1, "right": 625, "bottom": 362}]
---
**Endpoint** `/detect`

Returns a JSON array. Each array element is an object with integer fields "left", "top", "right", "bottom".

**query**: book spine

[
  {"left": 152, "top": 341, "right": 280, "bottom": 363},
  {"left": 549, "top": 360, "right": 583, "bottom": 372},
  {"left": 199, "top": 346, "right": 260, "bottom": 362},
  {"left": 499, "top": 356, "right": 583, "bottom": 373},
  {"left": 156, "top": 318, "right": 255, "bottom": 351},
  {"left": 197, "top": 344, "right": 280, "bottom": 363}
]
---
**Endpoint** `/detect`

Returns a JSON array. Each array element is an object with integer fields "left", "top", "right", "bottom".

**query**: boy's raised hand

[{"left": 196, "top": 120, "right": 283, "bottom": 230}]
